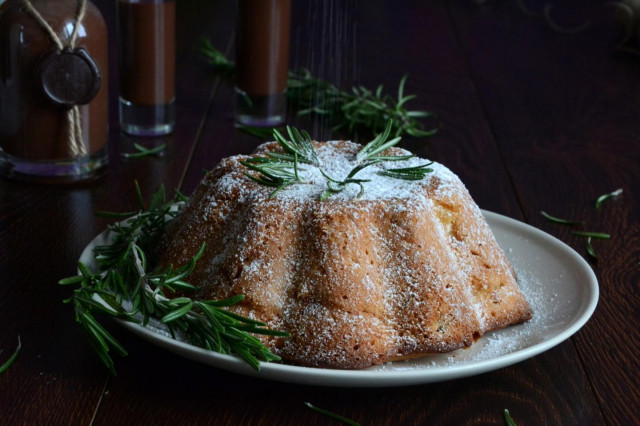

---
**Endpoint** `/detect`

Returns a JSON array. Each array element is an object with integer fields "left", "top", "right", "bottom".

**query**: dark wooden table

[{"left": 1, "top": 0, "right": 638, "bottom": 424}]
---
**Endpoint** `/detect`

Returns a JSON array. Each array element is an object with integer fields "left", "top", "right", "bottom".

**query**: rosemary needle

[
  {"left": 586, "top": 237, "right": 598, "bottom": 260},
  {"left": 0, "top": 336, "right": 21, "bottom": 374},
  {"left": 236, "top": 124, "right": 279, "bottom": 140},
  {"left": 122, "top": 143, "right": 166, "bottom": 159},
  {"left": 595, "top": 188, "right": 623, "bottom": 210},
  {"left": 540, "top": 211, "right": 583, "bottom": 226},
  {"left": 504, "top": 409, "right": 518, "bottom": 426},
  {"left": 571, "top": 231, "right": 611, "bottom": 239},
  {"left": 304, "top": 402, "right": 361, "bottom": 426}
]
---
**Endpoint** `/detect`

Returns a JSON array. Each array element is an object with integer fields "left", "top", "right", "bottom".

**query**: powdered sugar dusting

[
  {"left": 159, "top": 139, "right": 534, "bottom": 369},
  {"left": 373, "top": 266, "right": 551, "bottom": 371}
]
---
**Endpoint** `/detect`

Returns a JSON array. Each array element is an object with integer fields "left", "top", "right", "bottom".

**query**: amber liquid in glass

[
  {"left": 117, "top": 0, "right": 175, "bottom": 136},
  {"left": 235, "top": 0, "right": 291, "bottom": 126}
]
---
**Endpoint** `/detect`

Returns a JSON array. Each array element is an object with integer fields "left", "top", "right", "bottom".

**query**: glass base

[
  {"left": 119, "top": 98, "right": 175, "bottom": 136},
  {"left": 235, "top": 89, "right": 286, "bottom": 127},
  {"left": 0, "top": 146, "right": 108, "bottom": 184}
]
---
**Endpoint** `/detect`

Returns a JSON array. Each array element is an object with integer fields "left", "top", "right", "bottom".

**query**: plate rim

[{"left": 79, "top": 209, "right": 599, "bottom": 387}]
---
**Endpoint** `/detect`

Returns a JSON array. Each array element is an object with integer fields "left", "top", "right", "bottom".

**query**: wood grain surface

[{"left": 1, "top": 0, "right": 638, "bottom": 424}]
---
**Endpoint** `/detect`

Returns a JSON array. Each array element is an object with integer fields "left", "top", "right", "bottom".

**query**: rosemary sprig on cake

[
  {"left": 241, "top": 121, "right": 435, "bottom": 200},
  {"left": 59, "top": 182, "right": 288, "bottom": 374},
  {"left": 272, "top": 127, "right": 321, "bottom": 165},
  {"left": 319, "top": 163, "right": 375, "bottom": 200},
  {"left": 356, "top": 121, "right": 407, "bottom": 162},
  {"left": 200, "top": 41, "right": 437, "bottom": 138},
  {"left": 241, "top": 155, "right": 304, "bottom": 197}
]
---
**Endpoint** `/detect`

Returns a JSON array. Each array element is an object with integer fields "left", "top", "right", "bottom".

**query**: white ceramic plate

[{"left": 79, "top": 210, "right": 598, "bottom": 387}]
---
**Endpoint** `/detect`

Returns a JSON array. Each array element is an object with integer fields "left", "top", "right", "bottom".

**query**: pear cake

[{"left": 158, "top": 139, "right": 533, "bottom": 369}]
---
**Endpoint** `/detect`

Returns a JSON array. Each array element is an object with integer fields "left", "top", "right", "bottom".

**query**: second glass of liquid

[
  {"left": 117, "top": 0, "right": 175, "bottom": 136},
  {"left": 235, "top": 0, "right": 291, "bottom": 127}
]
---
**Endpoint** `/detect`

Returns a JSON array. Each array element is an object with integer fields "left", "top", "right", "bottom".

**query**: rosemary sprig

[
  {"left": 0, "top": 336, "right": 21, "bottom": 374},
  {"left": 240, "top": 125, "right": 320, "bottom": 197},
  {"left": 586, "top": 237, "right": 598, "bottom": 260},
  {"left": 290, "top": 69, "right": 437, "bottom": 138},
  {"left": 59, "top": 183, "right": 288, "bottom": 374},
  {"left": 241, "top": 154, "right": 304, "bottom": 198},
  {"left": 122, "top": 143, "right": 166, "bottom": 159},
  {"left": 356, "top": 120, "right": 406, "bottom": 162},
  {"left": 595, "top": 188, "right": 623, "bottom": 210},
  {"left": 540, "top": 211, "right": 584, "bottom": 226},
  {"left": 318, "top": 164, "right": 374, "bottom": 201},
  {"left": 200, "top": 42, "right": 437, "bottom": 139},
  {"left": 199, "top": 38, "right": 235, "bottom": 76},
  {"left": 240, "top": 124, "right": 434, "bottom": 200},
  {"left": 304, "top": 402, "right": 361, "bottom": 426},
  {"left": 316, "top": 123, "right": 433, "bottom": 199},
  {"left": 273, "top": 126, "right": 321, "bottom": 165},
  {"left": 318, "top": 122, "right": 429, "bottom": 199}
]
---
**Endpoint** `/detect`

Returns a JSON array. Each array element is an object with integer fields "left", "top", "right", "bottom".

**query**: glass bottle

[
  {"left": 0, "top": 0, "right": 109, "bottom": 183},
  {"left": 117, "top": 0, "right": 176, "bottom": 136}
]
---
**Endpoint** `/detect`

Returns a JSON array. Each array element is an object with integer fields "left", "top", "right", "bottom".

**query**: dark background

[{"left": 0, "top": 0, "right": 638, "bottom": 424}]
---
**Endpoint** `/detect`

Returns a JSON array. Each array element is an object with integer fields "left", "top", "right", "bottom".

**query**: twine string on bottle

[{"left": 22, "top": 0, "right": 89, "bottom": 157}]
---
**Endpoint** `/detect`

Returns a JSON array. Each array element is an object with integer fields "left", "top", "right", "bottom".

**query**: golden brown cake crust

[{"left": 159, "top": 140, "right": 533, "bottom": 369}]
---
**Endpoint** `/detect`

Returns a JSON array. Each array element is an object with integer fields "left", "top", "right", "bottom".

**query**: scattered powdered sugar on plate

[{"left": 448, "top": 267, "right": 552, "bottom": 362}]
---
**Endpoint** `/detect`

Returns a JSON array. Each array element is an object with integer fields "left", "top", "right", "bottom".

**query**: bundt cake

[{"left": 158, "top": 134, "right": 533, "bottom": 369}]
